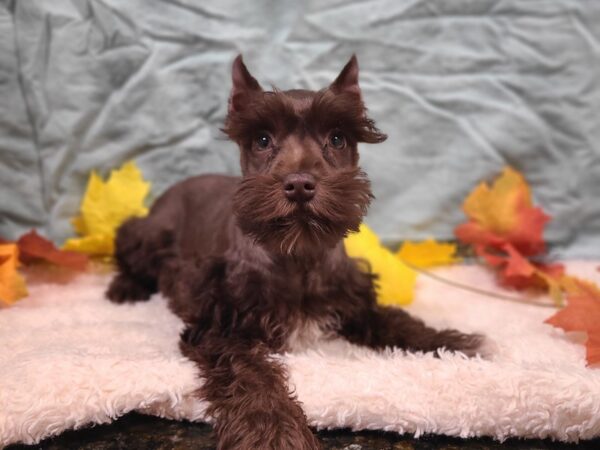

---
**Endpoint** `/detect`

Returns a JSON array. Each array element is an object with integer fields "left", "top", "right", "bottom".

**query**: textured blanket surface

[{"left": 2, "top": 263, "right": 600, "bottom": 447}]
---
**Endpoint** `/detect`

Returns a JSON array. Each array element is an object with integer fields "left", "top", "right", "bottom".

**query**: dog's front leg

[
  {"left": 340, "top": 304, "right": 484, "bottom": 356},
  {"left": 180, "top": 332, "right": 321, "bottom": 450},
  {"left": 335, "top": 270, "right": 483, "bottom": 355}
]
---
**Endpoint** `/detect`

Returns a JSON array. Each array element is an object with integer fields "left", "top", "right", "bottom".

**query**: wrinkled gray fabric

[{"left": 0, "top": 0, "right": 599, "bottom": 257}]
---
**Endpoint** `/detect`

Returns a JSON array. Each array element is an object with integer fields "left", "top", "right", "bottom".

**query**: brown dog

[{"left": 107, "top": 55, "right": 483, "bottom": 450}]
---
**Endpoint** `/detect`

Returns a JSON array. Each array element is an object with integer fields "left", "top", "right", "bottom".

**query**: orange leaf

[
  {"left": 0, "top": 243, "right": 28, "bottom": 305},
  {"left": 491, "top": 243, "right": 562, "bottom": 286},
  {"left": 545, "top": 277, "right": 600, "bottom": 365},
  {"left": 588, "top": 335, "right": 600, "bottom": 366},
  {"left": 560, "top": 276, "right": 600, "bottom": 301},
  {"left": 17, "top": 230, "right": 88, "bottom": 271}
]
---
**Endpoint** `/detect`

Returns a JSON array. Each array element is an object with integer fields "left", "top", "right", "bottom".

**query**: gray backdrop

[{"left": 1, "top": 0, "right": 599, "bottom": 257}]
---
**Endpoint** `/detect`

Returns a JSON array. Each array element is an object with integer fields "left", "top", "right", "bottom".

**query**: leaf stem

[{"left": 399, "top": 260, "right": 558, "bottom": 309}]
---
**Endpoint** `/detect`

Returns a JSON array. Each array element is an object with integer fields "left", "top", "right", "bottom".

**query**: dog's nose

[{"left": 283, "top": 173, "right": 316, "bottom": 203}]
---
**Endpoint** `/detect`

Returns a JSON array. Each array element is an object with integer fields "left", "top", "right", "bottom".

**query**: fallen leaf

[
  {"left": 455, "top": 167, "right": 563, "bottom": 299},
  {"left": 457, "top": 167, "right": 550, "bottom": 256},
  {"left": 559, "top": 276, "right": 600, "bottom": 302},
  {"left": 17, "top": 230, "right": 88, "bottom": 270},
  {"left": 344, "top": 223, "right": 416, "bottom": 306},
  {"left": 397, "top": 239, "right": 460, "bottom": 268},
  {"left": 0, "top": 243, "right": 28, "bottom": 306},
  {"left": 545, "top": 276, "right": 600, "bottom": 366},
  {"left": 478, "top": 242, "right": 564, "bottom": 304},
  {"left": 63, "top": 161, "right": 150, "bottom": 256}
]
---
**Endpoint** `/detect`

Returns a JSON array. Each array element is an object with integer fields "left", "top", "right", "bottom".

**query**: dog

[{"left": 107, "top": 55, "right": 484, "bottom": 450}]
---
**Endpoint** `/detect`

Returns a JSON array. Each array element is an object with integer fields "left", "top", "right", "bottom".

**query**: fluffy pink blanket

[{"left": 2, "top": 263, "right": 600, "bottom": 446}]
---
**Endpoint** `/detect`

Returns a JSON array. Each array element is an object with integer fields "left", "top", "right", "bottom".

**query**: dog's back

[
  {"left": 107, "top": 174, "right": 240, "bottom": 302},
  {"left": 153, "top": 174, "right": 240, "bottom": 260}
]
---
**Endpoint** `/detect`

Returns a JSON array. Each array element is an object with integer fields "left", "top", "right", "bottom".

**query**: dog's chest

[{"left": 285, "top": 318, "right": 336, "bottom": 353}]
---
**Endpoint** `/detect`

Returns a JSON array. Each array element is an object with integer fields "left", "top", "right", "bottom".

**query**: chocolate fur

[{"left": 107, "top": 55, "right": 484, "bottom": 450}]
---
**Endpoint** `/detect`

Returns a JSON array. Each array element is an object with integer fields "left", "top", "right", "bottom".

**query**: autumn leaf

[
  {"left": 456, "top": 167, "right": 550, "bottom": 256},
  {"left": 479, "top": 241, "right": 564, "bottom": 304},
  {"left": 0, "top": 243, "right": 28, "bottom": 306},
  {"left": 397, "top": 239, "right": 460, "bottom": 268},
  {"left": 17, "top": 230, "right": 88, "bottom": 270},
  {"left": 344, "top": 223, "right": 416, "bottom": 306},
  {"left": 63, "top": 161, "right": 150, "bottom": 256},
  {"left": 545, "top": 276, "right": 600, "bottom": 366},
  {"left": 455, "top": 167, "right": 562, "bottom": 299}
]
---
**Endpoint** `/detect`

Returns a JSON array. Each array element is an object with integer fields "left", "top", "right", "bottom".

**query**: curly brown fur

[
  {"left": 107, "top": 55, "right": 485, "bottom": 450},
  {"left": 107, "top": 217, "right": 175, "bottom": 303},
  {"left": 233, "top": 168, "right": 372, "bottom": 256}
]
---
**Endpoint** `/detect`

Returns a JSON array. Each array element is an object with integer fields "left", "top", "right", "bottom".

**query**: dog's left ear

[
  {"left": 229, "top": 55, "right": 262, "bottom": 113},
  {"left": 330, "top": 55, "right": 387, "bottom": 144},
  {"left": 330, "top": 55, "right": 361, "bottom": 96}
]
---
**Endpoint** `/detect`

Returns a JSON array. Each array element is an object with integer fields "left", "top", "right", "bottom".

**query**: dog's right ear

[{"left": 229, "top": 55, "right": 262, "bottom": 113}]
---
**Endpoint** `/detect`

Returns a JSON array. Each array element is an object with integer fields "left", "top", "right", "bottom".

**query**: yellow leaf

[
  {"left": 397, "top": 239, "right": 461, "bottom": 268},
  {"left": 71, "top": 213, "right": 87, "bottom": 236},
  {"left": 344, "top": 223, "right": 416, "bottom": 306},
  {"left": 463, "top": 167, "right": 530, "bottom": 235},
  {"left": 63, "top": 234, "right": 115, "bottom": 256},
  {"left": 0, "top": 243, "right": 28, "bottom": 306},
  {"left": 63, "top": 161, "right": 150, "bottom": 256}
]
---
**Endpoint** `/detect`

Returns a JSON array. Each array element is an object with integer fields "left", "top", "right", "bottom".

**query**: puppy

[{"left": 107, "top": 55, "right": 483, "bottom": 450}]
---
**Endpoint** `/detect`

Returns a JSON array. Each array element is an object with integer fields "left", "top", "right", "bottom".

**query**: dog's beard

[{"left": 233, "top": 168, "right": 372, "bottom": 258}]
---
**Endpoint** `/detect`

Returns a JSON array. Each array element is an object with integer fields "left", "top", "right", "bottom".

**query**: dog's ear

[
  {"left": 328, "top": 55, "right": 386, "bottom": 144},
  {"left": 229, "top": 55, "right": 262, "bottom": 113},
  {"left": 330, "top": 55, "right": 361, "bottom": 96}
]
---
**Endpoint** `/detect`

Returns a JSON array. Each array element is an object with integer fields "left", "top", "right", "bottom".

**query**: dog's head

[{"left": 224, "top": 55, "right": 386, "bottom": 258}]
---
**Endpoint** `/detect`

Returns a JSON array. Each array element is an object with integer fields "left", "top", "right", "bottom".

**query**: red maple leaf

[
  {"left": 455, "top": 167, "right": 563, "bottom": 298},
  {"left": 16, "top": 230, "right": 88, "bottom": 271}
]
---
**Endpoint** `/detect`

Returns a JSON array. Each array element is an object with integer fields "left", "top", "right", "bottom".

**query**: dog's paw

[
  {"left": 448, "top": 333, "right": 497, "bottom": 359},
  {"left": 106, "top": 274, "right": 154, "bottom": 303},
  {"left": 230, "top": 419, "right": 321, "bottom": 450},
  {"left": 432, "top": 330, "right": 493, "bottom": 359},
  {"left": 466, "top": 334, "right": 498, "bottom": 360},
  {"left": 220, "top": 407, "right": 321, "bottom": 450}
]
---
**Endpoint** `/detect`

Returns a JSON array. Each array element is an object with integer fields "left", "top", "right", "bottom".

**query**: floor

[{"left": 6, "top": 413, "right": 600, "bottom": 450}]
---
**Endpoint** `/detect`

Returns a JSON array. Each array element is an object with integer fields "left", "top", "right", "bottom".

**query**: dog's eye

[
  {"left": 256, "top": 133, "right": 272, "bottom": 150},
  {"left": 329, "top": 132, "right": 346, "bottom": 150}
]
